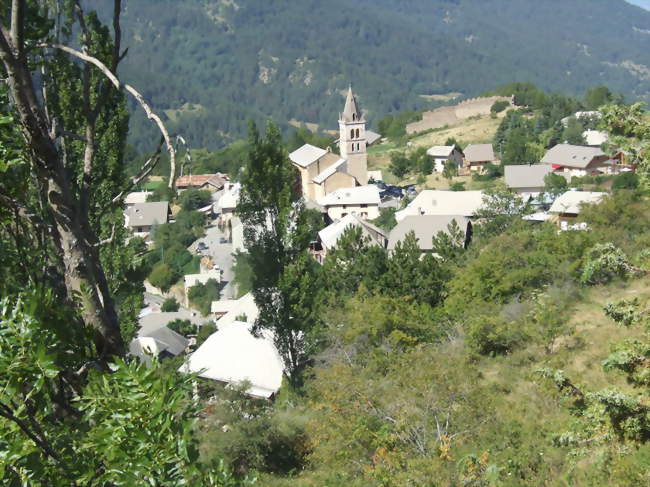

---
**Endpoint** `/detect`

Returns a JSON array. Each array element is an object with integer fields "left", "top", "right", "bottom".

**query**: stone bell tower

[{"left": 338, "top": 86, "right": 368, "bottom": 185}]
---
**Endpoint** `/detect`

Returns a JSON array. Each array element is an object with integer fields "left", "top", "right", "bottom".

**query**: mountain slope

[{"left": 89, "top": 0, "right": 650, "bottom": 150}]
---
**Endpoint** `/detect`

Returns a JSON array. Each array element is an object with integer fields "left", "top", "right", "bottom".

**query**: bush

[
  {"left": 188, "top": 279, "right": 222, "bottom": 315},
  {"left": 450, "top": 181, "right": 466, "bottom": 191},
  {"left": 580, "top": 243, "right": 637, "bottom": 285},
  {"left": 179, "top": 189, "right": 212, "bottom": 211},
  {"left": 167, "top": 319, "right": 195, "bottom": 336},
  {"left": 196, "top": 321, "right": 217, "bottom": 347},
  {"left": 148, "top": 263, "right": 177, "bottom": 292},
  {"left": 161, "top": 297, "right": 180, "bottom": 312},
  {"left": 491, "top": 100, "right": 509, "bottom": 114},
  {"left": 466, "top": 311, "right": 529, "bottom": 356},
  {"left": 611, "top": 171, "right": 639, "bottom": 191},
  {"left": 147, "top": 184, "right": 174, "bottom": 203}
]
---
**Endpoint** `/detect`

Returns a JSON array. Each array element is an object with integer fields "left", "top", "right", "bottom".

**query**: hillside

[{"left": 88, "top": 0, "right": 650, "bottom": 151}]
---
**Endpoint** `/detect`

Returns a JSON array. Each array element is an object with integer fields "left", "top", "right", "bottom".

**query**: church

[{"left": 289, "top": 87, "right": 369, "bottom": 202}]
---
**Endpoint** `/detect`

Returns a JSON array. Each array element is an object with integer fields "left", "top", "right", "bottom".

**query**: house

[
  {"left": 315, "top": 214, "right": 387, "bottom": 262},
  {"left": 124, "top": 191, "right": 152, "bottom": 206},
  {"left": 210, "top": 292, "right": 259, "bottom": 325},
  {"left": 504, "top": 164, "right": 562, "bottom": 194},
  {"left": 129, "top": 326, "right": 189, "bottom": 365},
  {"left": 175, "top": 173, "right": 228, "bottom": 192},
  {"left": 583, "top": 130, "right": 608, "bottom": 147},
  {"left": 463, "top": 144, "right": 497, "bottom": 172},
  {"left": 317, "top": 185, "right": 381, "bottom": 220},
  {"left": 178, "top": 321, "right": 284, "bottom": 399},
  {"left": 290, "top": 87, "right": 368, "bottom": 201},
  {"left": 365, "top": 130, "right": 382, "bottom": 147},
  {"left": 541, "top": 144, "right": 611, "bottom": 177},
  {"left": 395, "top": 190, "right": 485, "bottom": 222},
  {"left": 138, "top": 310, "right": 212, "bottom": 334},
  {"left": 124, "top": 201, "right": 169, "bottom": 237},
  {"left": 217, "top": 182, "right": 240, "bottom": 224},
  {"left": 549, "top": 191, "right": 605, "bottom": 227},
  {"left": 387, "top": 215, "right": 472, "bottom": 253},
  {"left": 426, "top": 145, "right": 464, "bottom": 173}
]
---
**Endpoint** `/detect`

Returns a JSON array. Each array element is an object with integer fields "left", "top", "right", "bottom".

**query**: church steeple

[
  {"left": 341, "top": 86, "right": 363, "bottom": 123},
  {"left": 338, "top": 85, "right": 368, "bottom": 185}
]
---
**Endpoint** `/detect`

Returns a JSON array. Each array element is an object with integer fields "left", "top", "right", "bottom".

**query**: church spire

[{"left": 341, "top": 85, "right": 362, "bottom": 123}]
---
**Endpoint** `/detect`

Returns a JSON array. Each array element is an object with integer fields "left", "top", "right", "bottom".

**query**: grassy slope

[{"left": 368, "top": 113, "right": 503, "bottom": 188}]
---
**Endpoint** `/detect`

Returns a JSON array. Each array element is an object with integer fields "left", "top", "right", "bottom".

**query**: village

[{"left": 121, "top": 87, "right": 639, "bottom": 400}]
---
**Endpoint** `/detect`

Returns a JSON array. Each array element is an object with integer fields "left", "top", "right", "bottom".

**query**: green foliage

[
  {"left": 377, "top": 111, "right": 421, "bottom": 140},
  {"left": 179, "top": 188, "right": 212, "bottom": 211},
  {"left": 584, "top": 85, "right": 615, "bottom": 110},
  {"left": 232, "top": 251, "right": 254, "bottom": 298},
  {"left": 188, "top": 279, "right": 222, "bottom": 315},
  {"left": 612, "top": 171, "right": 640, "bottom": 191},
  {"left": 466, "top": 307, "right": 530, "bottom": 356},
  {"left": 287, "top": 128, "right": 336, "bottom": 153},
  {"left": 450, "top": 181, "right": 466, "bottom": 191},
  {"left": 543, "top": 172, "right": 568, "bottom": 196},
  {"left": 168, "top": 319, "right": 195, "bottom": 336},
  {"left": 491, "top": 100, "right": 509, "bottom": 114},
  {"left": 389, "top": 151, "right": 411, "bottom": 178},
  {"left": 238, "top": 122, "right": 319, "bottom": 380},
  {"left": 432, "top": 219, "right": 468, "bottom": 261},
  {"left": 0, "top": 297, "right": 241, "bottom": 485},
  {"left": 161, "top": 296, "right": 180, "bottom": 312},
  {"left": 199, "top": 385, "right": 309, "bottom": 476},
  {"left": 443, "top": 159, "right": 459, "bottom": 180},
  {"left": 196, "top": 322, "right": 218, "bottom": 348},
  {"left": 371, "top": 207, "right": 398, "bottom": 232},
  {"left": 148, "top": 262, "right": 176, "bottom": 292},
  {"left": 561, "top": 116, "right": 586, "bottom": 145},
  {"left": 580, "top": 243, "right": 637, "bottom": 285},
  {"left": 147, "top": 183, "right": 175, "bottom": 202}
]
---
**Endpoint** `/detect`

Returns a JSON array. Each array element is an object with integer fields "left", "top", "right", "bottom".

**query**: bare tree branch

[
  {"left": 112, "top": 0, "right": 122, "bottom": 72},
  {"left": 111, "top": 136, "right": 165, "bottom": 204},
  {"left": 10, "top": 0, "right": 24, "bottom": 57},
  {"left": 36, "top": 43, "right": 177, "bottom": 189}
]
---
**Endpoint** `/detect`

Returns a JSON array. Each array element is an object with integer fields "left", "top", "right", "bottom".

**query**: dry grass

[{"left": 410, "top": 113, "right": 504, "bottom": 149}]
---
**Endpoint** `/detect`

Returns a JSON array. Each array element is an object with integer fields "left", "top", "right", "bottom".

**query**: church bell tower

[{"left": 338, "top": 86, "right": 368, "bottom": 185}]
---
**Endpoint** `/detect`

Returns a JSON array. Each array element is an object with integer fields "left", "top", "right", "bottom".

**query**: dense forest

[{"left": 85, "top": 0, "right": 650, "bottom": 151}]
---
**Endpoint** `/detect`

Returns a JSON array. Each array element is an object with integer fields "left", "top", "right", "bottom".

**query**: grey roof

[
  {"left": 427, "top": 145, "right": 455, "bottom": 158},
  {"left": 139, "top": 311, "right": 211, "bottom": 336},
  {"left": 464, "top": 144, "right": 495, "bottom": 163},
  {"left": 541, "top": 144, "right": 606, "bottom": 169},
  {"left": 125, "top": 202, "right": 169, "bottom": 228},
  {"left": 289, "top": 144, "right": 328, "bottom": 168},
  {"left": 129, "top": 325, "right": 189, "bottom": 362},
  {"left": 313, "top": 158, "right": 347, "bottom": 184},
  {"left": 366, "top": 130, "right": 382, "bottom": 146},
  {"left": 340, "top": 86, "right": 362, "bottom": 123},
  {"left": 388, "top": 215, "right": 470, "bottom": 251},
  {"left": 504, "top": 164, "right": 553, "bottom": 189}
]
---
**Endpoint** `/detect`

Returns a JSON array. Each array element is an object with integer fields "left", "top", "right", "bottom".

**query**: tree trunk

[{"left": 0, "top": 29, "right": 124, "bottom": 357}]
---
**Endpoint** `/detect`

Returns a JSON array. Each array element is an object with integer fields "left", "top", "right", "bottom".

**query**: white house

[
  {"left": 210, "top": 292, "right": 259, "bottom": 325},
  {"left": 426, "top": 145, "right": 464, "bottom": 173},
  {"left": 395, "top": 190, "right": 485, "bottom": 222},
  {"left": 583, "top": 130, "right": 609, "bottom": 147},
  {"left": 217, "top": 182, "right": 240, "bottom": 224},
  {"left": 124, "top": 191, "right": 152, "bottom": 207},
  {"left": 317, "top": 185, "right": 381, "bottom": 220},
  {"left": 179, "top": 321, "right": 284, "bottom": 399},
  {"left": 315, "top": 214, "right": 387, "bottom": 262}
]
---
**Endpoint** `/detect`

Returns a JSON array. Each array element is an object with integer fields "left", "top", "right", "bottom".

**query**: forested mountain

[{"left": 86, "top": 0, "right": 650, "bottom": 151}]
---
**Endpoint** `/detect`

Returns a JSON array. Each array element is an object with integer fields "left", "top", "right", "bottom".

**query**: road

[{"left": 189, "top": 222, "right": 236, "bottom": 300}]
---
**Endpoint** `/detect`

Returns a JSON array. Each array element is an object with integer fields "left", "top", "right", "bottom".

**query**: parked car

[
  {"left": 219, "top": 237, "right": 229, "bottom": 244},
  {"left": 197, "top": 242, "right": 208, "bottom": 251}
]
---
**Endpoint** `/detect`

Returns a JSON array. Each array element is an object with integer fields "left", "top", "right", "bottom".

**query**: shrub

[
  {"left": 491, "top": 100, "right": 509, "bottom": 114},
  {"left": 179, "top": 189, "right": 212, "bottom": 211},
  {"left": 167, "top": 319, "right": 195, "bottom": 336},
  {"left": 148, "top": 263, "right": 177, "bottom": 292},
  {"left": 196, "top": 321, "right": 217, "bottom": 347},
  {"left": 611, "top": 171, "right": 639, "bottom": 191},
  {"left": 188, "top": 279, "right": 222, "bottom": 315},
  {"left": 580, "top": 243, "right": 637, "bottom": 285},
  {"left": 161, "top": 297, "right": 180, "bottom": 312},
  {"left": 466, "top": 312, "right": 529, "bottom": 356}
]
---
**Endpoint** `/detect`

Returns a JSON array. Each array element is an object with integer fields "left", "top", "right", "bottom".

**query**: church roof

[
  {"left": 340, "top": 86, "right": 362, "bottom": 123},
  {"left": 313, "top": 157, "right": 347, "bottom": 184},
  {"left": 289, "top": 144, "right": 328, "bottom": 168}
]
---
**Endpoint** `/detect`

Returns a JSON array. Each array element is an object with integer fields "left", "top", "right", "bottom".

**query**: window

[
  {"left": 355, "top": 128, "right": 360, "bottom": 138},
  {"left": 352, "top": 113, "right": 356, "bottom": 121},
  {"left": 350, "top": 129, "right": 354, "bottom": 139},
  {"left": 360, "top": 204, "right": 367, "bottom": 208}
]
